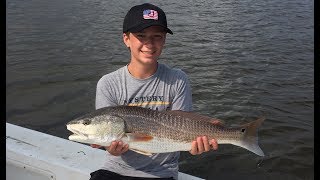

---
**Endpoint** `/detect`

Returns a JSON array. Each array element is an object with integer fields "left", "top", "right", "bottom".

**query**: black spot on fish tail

[{"left": 239, "top": 117, "right": 266, "bottom": 156}]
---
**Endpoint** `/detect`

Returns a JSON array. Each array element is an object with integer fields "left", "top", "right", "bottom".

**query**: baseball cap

[{"left": 123, "top": 3, "right": 173, "bottom": 34}]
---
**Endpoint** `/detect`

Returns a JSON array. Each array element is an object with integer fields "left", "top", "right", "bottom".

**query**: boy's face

[{"left": 123, "top": 26, "right": 166, "bottom": 66}]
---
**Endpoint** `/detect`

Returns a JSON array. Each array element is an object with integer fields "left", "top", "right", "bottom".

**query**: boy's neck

[{"left": 127, "top": 61, "right": 158, "bottom": 79}]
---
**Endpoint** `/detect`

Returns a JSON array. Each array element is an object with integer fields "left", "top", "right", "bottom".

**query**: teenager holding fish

[{"left": 89, "top": 3, "right": 219, "bottom": 180}]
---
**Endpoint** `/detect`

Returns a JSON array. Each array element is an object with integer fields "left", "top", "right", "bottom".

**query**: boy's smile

[{"left": 123, "top": 26, "right": 166, "bottom": 66}]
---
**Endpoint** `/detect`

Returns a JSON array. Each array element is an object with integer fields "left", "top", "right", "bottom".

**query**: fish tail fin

[{"left": 238, "top": 117, "right": 265, "bottom": 156}]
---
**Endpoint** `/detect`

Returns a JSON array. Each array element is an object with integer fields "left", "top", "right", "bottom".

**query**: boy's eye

[
  {"left": 137, "top": 34, "right": 145, "bottom": 38},
  {"left": 134, "top": 33, "right": 165, "bottom": 41},
  {"left": 154, "top": 35, "right": 163, "bottom": 39}
]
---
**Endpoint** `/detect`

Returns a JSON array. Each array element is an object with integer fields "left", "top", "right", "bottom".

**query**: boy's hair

[{"left": 124, "top": 32, "right": 131, "bottom": 51}]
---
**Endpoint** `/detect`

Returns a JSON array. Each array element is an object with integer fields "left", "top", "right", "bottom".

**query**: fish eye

[
  {"left": 241, "top": 128, "right": 246, "bottom": 133},
  {"left": 83, "top": 120, "right": 90, "bottom": 125}
]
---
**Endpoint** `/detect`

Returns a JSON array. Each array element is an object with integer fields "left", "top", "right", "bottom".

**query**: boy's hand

[
  {"left": 91, "top": 140, "right": 129, "bottom": 156},
  {"left": 189, "top": 119, "right": 221, "bottom": 155},
  {"left": 189, "top": 136, "right": 218, "bottom": 155}
]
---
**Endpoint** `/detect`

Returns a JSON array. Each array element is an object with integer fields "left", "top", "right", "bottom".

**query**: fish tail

[{"left": 238, "top": 117, "right": 265, "bottom": 156}]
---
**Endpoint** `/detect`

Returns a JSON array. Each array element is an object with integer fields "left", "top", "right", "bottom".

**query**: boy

[{"left": 90, "top": 3, "right": 218, "bottom": 180}]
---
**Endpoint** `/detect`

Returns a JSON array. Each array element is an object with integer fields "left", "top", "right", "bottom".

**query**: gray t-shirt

[{"left": 95, "top": 63, "right": 192, "bottom": 179}]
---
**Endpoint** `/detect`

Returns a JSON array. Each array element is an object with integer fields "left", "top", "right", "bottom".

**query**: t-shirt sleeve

[
  {"left": 171, "top": 69, "right": 193, "bottom": 112},
  {"left": 95, "top": 75, "right": 118, "bottom": 110}
]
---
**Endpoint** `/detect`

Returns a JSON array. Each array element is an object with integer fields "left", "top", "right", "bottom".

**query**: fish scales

[
  {"left": 112, "top": 106, "right": 219, "bottom": 142},
  {"left": 67, "top": 106, "right": 265, "bottom": 156}
]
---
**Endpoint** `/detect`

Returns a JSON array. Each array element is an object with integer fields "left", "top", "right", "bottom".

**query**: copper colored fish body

[{"left": 67, "top": 106, "right": 265, "bottom": 156}]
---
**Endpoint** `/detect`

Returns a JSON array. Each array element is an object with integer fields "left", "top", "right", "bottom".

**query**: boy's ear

[{"left": 123, "top": 33, "right": 130, "bottom": 48}]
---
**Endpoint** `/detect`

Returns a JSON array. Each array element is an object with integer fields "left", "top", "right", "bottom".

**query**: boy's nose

[{"left": 143, "top": 37, "right": 155, "bottom": 45}]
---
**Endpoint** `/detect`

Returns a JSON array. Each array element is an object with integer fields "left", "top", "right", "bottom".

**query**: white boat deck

[{"left": 6, "top": 123, "right": 204, "bottom": 180}]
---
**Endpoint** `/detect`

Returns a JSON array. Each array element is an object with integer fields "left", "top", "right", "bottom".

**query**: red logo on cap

[{"left": 143, "top": 10, "right": 158, "bottom": 20}]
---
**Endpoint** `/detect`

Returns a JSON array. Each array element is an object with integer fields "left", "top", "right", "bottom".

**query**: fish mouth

[{"left": 67, "top": 126, "right": 88, "bottom": 138}]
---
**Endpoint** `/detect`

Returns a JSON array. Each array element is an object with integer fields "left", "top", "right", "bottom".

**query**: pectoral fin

[
  {"left": 125, "top": 133, "right": 154, "bottom": 156},
  {"left": 125, "top": 133, "right": 153, "bottom": 142}
]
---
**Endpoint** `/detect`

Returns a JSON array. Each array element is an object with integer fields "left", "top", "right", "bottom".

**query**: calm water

[{"left": 6, "top": 0, "right": 314, "bottom": 179}]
